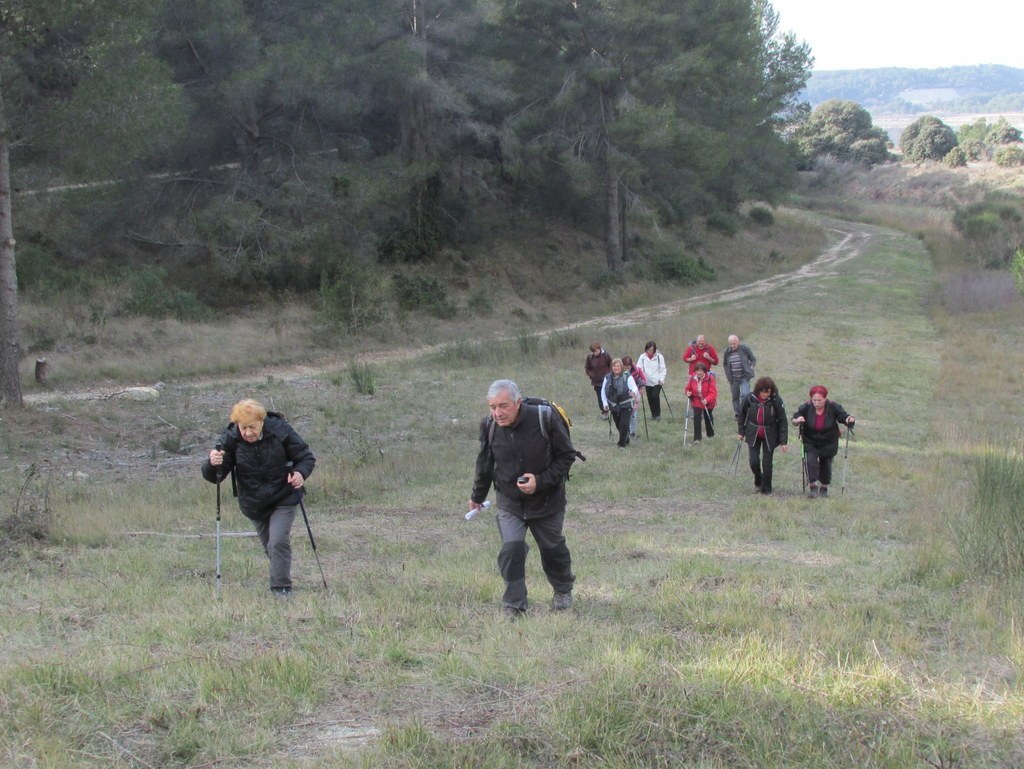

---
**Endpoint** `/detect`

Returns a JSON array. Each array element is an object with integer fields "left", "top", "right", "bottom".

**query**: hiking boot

[
  {"left": 818, "top": 485, "right": 829, "bottom": 498},
  {"left": 271, "top": 587, "right": 293, "bottom": 598},
  {"left": 552, "top": 592, "right": 573, "bottom": 611},
  {"left": 503, "top": 606, "right": 526, "bottom": 620},
  {"left": 807, "top": 482, "right": 819, "bottom": 498}
]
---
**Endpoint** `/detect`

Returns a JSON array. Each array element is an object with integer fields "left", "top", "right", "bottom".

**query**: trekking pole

[
  {"left": 662, "top": 389, "right": 674, "bottom": 419},
  {"left": 297, "top": 491, "right": 328, "bottom": 589},
  {"left": 683, "top": 402, "right": 690, "bottom": 447},
  {"left": 799, "top": 426, "right": 807, "bottom": 495},
  {"left": 730, "top": 439, "right": 742, "bottom": 477},
  {"left": 214, "top": 442, "right": 223, "bottom": 600},
  {"left": 841, "top": 426, "right": 855, "bottom": 495},
  {"left": 640, "top": 389, "right": 649, "bottom": 440}
]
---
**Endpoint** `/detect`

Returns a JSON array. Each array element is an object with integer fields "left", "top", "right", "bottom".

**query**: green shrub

[
  {"left": 952, "top": 451, "right": 1024, "bottom": 578},
  {"left": 121, "top": 266, "right": 212, "bottom": 321},
  {"left": 944, "top": 146, "right": 967, "bottom": 168},
  {"left": 392, "top": 273, "right": 457, "bottom": 318},
  {"left": 647, "top": 244, "right": 716, "bottom": 286},
  {"left": 706, "top": 210, "right": 740, "bottom": 236},
  {"left": 748, "top": 206, "right": 774, "bottom": 226},
  {"left": 320, "top": 262, "right": 388, "bottom": 331},
  {"left": 993, "top": 145, "right": 1024, "bottom": 168}
]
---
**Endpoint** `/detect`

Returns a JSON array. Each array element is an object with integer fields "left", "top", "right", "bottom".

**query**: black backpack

[{"left": 486, "top": 397, "right": 587, "bottom": 466}]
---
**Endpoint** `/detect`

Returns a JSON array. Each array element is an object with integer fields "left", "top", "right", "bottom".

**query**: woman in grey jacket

[{"left": 737, "top": 376, "right": 788, "bottom": 495}]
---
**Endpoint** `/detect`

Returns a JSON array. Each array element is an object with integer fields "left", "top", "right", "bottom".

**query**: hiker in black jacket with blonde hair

[{"left": 202, "top": 399, "right": 316, "bottom": 596}]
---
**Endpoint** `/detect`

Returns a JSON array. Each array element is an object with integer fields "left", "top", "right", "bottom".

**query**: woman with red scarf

[
  {"left": 737, "top": 376, "right": 788, "bottom": 495},
  {"left": 792, "top": 385, "right": 855, "bottom": 498}
]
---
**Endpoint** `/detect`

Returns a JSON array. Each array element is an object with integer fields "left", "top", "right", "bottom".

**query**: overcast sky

[{"left": 769, "top": 0, "right": 1024, "bottom": 71}]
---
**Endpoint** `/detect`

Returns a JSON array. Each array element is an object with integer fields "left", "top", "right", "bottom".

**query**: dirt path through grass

[{"left": 24, "top": 223, "right": 872, "bottom": 404}]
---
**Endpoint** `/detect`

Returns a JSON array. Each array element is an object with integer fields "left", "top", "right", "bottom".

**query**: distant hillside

[{"left": 803, "top": 65, "right": 1024, "bottom": 114}]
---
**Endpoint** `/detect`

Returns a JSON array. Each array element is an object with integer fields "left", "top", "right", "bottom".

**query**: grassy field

[{"left": 2, "top": 210, "right": 1024, "bottom": 767}]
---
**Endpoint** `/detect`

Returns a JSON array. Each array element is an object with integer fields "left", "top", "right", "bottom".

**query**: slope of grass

[{"left": 2, "top": 213, "right": 1023, "bottom": 767}]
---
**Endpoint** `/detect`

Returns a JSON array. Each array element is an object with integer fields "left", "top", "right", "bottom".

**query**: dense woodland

[
  {"left": 0, "top": 0, "right": 818, "bottom": 404},
  {"left": 804, "top": 65, "right": 1024, "bottom": 113}
]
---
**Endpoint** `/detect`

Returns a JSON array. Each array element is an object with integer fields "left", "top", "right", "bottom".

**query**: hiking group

[
  {"left": 200, "top": 332, "right": 852, "bottom": 619},
  {"left": 582, "top": 334, "right": 855, "bottom": 497}
]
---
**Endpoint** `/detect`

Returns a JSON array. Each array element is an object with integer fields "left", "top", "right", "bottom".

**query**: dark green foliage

[
  {"left": 120, "top": 266, "right": 212, "bottom": 321},
  {"left": 645, "top": 243, "right": 715, "bottom": 286},
  {"left": 376, "top": 175, "right": 459, "bottom": 264},
  {"left": 796, "top": 100, "right": 891, "bottom": 166},
  {"left": 748, "top": 206, "right": 774, "bottom": 226},
  {"left": 391, "top": 273, "right": 457, "bottom": 318},
  {"left": 900, "top": 116, "right": 958, "bottom": 162},
  {"left": 706, "top": 210, "right": 740, "bottom": 236}
]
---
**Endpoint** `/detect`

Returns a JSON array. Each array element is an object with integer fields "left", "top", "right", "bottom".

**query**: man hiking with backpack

[{"left": 468, "top": 380, "right": 578, "bottom": 619}]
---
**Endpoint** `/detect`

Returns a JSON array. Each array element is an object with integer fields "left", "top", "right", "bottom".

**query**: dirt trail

[{"left": 24, "top": 224, "right": 872, "bottom": 404}]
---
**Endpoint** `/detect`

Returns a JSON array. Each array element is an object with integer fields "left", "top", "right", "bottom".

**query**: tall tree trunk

[
  {"left": 603, "top": 161, "right": 624, "bottom": 272},
  {"left": 0, "top": 87, "right": 24, "bottom": 407}
]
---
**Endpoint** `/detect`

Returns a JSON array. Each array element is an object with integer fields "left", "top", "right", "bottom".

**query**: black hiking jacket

[
  {"left": 201, "top": 413, "right": 316, "bottom": 520},
  {"left": 738, "top": 393, "right": 788, "bottom": 451},
  {"left": 471, "top": 402, "right": 576, "bottom": 519}
]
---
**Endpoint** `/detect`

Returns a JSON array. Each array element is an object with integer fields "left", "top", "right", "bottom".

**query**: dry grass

[{"left": 3, "top": 200, "right": 1024, "bottom": 767}]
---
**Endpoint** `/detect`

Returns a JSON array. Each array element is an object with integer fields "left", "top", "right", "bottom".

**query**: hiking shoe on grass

[
  {"left": 552, "top": 592, "right": 573, "bottom": 611},
  {"left": 503, "top": 606, "right": 526, "bottom": 620}
]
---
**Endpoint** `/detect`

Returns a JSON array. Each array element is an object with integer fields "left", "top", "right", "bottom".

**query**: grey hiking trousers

[
  {"left": 254, "top": 504, "right": 295, "bottom": 590},
  {"left": 495, "top": 506, "right": 575, "bottom": 611}
]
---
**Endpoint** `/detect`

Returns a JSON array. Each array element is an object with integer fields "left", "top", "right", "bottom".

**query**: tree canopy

[
  {"left": 0, "top": 0, "right": 814, "bottom": 402},
  {"left": 794, "top": 99, "right": 891, "bottom": 167}
]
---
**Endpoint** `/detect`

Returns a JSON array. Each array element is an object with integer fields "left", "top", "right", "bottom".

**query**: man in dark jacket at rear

[{"left": 468, "top": 379, "right": 577, "bottom": 618}]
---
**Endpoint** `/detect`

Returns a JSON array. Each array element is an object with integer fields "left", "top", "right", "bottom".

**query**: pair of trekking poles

[
  {"left": 610, "top": 387, "right": 673, "bottom": 441},
  {"left": 728, "top": 424, "right": 856, "bottom": 494},
  {"left": 214, "top": 447, "right": 327, "bottom": 598}
]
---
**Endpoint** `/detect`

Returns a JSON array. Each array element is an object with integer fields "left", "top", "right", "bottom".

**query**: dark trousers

[
  {"left": 592, "top": 384, "right": 605, "bottom": 412},
  {"left": 748, "top": 438, "right": 775, "bottom": 492},
  {"left": 645, "top": 384, "right": 662, "bottom": 419},
  {"left": 612, "top": 406, "right": 632, "bottom": 446},
  {"left": 495, "top": 507, "right": 575, "bottom": 611},
  {"left": 805, "top": 447, "right": 834, "bottom": 486},
  {"left": 692, "top": 407, "right": 715, "bottom": 440}
]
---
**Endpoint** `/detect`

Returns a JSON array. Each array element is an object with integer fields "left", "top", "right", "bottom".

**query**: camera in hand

[{"left": 517, "top": 475, "right": 528, "bottom": 484}]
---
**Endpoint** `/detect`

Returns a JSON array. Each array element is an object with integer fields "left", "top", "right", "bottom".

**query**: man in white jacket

[{"left": 636, "top": 341, "right": 667, "bottom": 420}]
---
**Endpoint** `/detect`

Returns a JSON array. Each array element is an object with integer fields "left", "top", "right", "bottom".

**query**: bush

[
  {"left": 120, "top": 265, "right": 212, "bottom": 321},
  {"left": 706, "top": 210, "right": 739, "bottom": 236},
  {"left": 944, "top": 146, "right": 967, "bottom": 168},
  {"left": 993, "top": 145, "right": 1024, "bottom": 168},
  {"left": 319, "top": 261, "right": 388, "bottom": 331},
  {"left": 391, "top": 273, "right": 457, "bottom": 318},
  {"left": 648, "top": 246, "right": 715, "bottom": 286},
  {"left": 748, "top": 206, "right": 774, "bottom": 226},
  {"left": 952, "top": 451, "right": 1024, "bottom": 578},
  {"left": 901, "top": 116, "right": 957, "bottom": 162}
]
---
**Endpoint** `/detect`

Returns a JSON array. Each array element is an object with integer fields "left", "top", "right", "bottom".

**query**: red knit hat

[{"left": 809, "top": 385, "right": 828, "bottom": 398}]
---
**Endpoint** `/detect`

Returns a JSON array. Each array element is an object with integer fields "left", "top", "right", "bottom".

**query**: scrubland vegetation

[{"left": 2, "top": 157, "right": 1024, "bottom": 767}]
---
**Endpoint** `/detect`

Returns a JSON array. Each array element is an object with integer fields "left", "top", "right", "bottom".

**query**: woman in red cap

[{"left": 792, "top": 386, "right": 855, "bottom": 498}]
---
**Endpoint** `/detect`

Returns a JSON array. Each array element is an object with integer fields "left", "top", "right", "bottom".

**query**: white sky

[{"left": 769, "top": 0, "right": 1024, "bottom": 71}]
